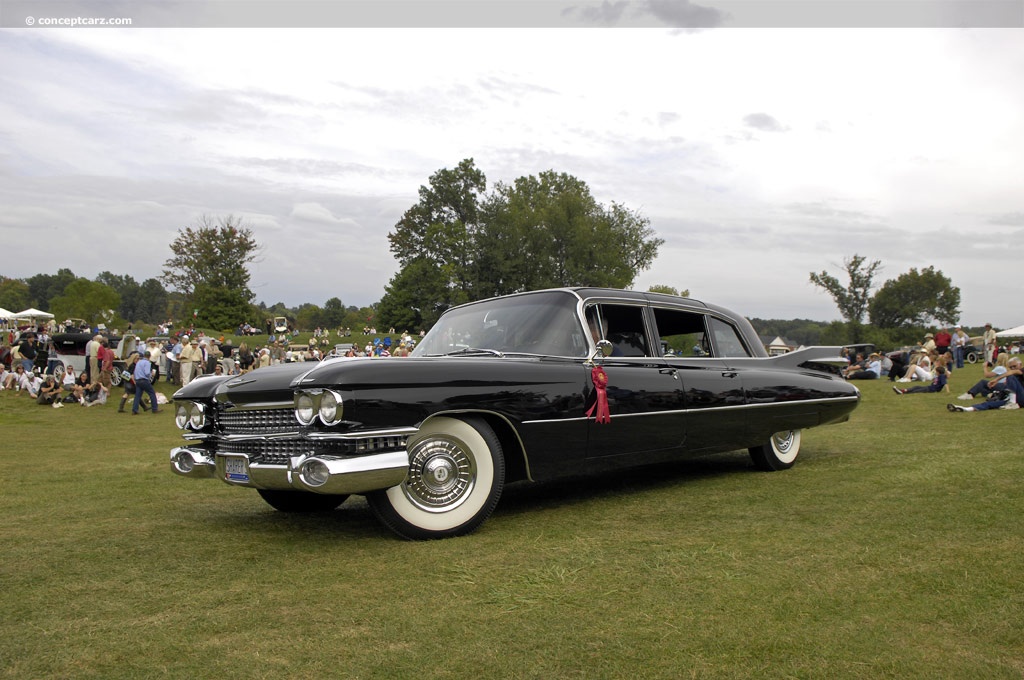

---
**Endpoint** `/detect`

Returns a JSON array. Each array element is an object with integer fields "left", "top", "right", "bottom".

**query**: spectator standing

[
  {"left": 98, "top": 338, "right": 115, "bottom": 389},
  {"left": 170, "top": 335, "right": 185, "bottom": 383},
  {"left": 238, "top": 342, "right": 253, "bottom": 372},
  {"left": 983, "top": 323, "right": 998, "bottom": 364},
  {"left": 179, "top": 337, "right": 200, "bottom": 386},
  {"left": 86, "top": 334, "right": 103, "bottom": 383},
  {"left": 18, "top": 334, "right": 37, "bottom": 373},
  {"left": 952, "top": 326, "right": 970, "bottom": 369},
  {"left": 933, "top": 328, "right": 952, "bottom": 358},
  {"left": 118, "top": 352, "right": 142, "bottom": 413},
  {"left": 131, "top": 352, "right": 161, "bottom": 415}
]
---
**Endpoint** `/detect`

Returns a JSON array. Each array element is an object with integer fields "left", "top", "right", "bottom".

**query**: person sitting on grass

[
  {"left": 893, "top": 365, "right": 948, "bottom": 395},
  {"left": 83, "top": 380, "right": 109, "bottom": 407},
  {"left": 846, "top": 353, "right": 882, "bottom": 380},
  {"left": 24, "top": 371, "right": 43, "bottom": 399},
  {"left": 947, "top": 365, "right": 1023, "bottom": 411},
  {"left": 62, "top": 365, "right": 78, "bottom": 392},
  {"left": 895, "top": 351, "right": 934, "bottom": 383},
  {"left": 37, "top": 375, "right": 64, "bottom": 408},
  {"left": 947, "top": 388, "right": 1019, "bottom": 412},
  {"left": 3, "top": 365, "right": 27, "bottom": 392},
  {"left": 955, "top": 355, "right": 1015, "bottom": 401},
  {"left": 66, "top": 370, "right": 91, "bottom": 403}
]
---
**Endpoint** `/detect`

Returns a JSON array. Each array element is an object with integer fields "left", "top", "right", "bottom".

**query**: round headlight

[
  {"left": 189, "top": 403, "right": 206, "bottom": 430},
  {"left": 295, "top": 392, "right": 315, "bottom": 425},
  {"left": 319, "top": 390, "right": 343, "bottom": 425},
  {"left": 301, "top": 459, "right": 330, "bottom": 487},
  {"left": 175, "top": 404, "right": 190, "bottom": 429}
]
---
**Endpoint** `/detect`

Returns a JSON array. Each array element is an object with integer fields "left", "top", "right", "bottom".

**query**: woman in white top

[{"left": 897, "top": 352, "right": 933, "bottom": 382}]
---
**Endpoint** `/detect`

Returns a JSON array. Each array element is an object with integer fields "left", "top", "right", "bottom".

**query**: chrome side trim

[{"left": 519, "top": 395, "right": 861, "bottom": 424}]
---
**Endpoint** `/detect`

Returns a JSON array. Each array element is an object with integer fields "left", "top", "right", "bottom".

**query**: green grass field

[{"left": 1, "top": 365, "right": 1021, "bottom": 679}]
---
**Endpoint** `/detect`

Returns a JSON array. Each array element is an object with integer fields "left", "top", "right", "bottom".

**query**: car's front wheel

[
  {"left": 257, "top": 489, "right": 349, "bottom": 512},
  {"left": 748, "top": 430, "right": 802, "bottom": 471},
  {"left": 367, "top": 416, "right": 505, "bottom": 540}
]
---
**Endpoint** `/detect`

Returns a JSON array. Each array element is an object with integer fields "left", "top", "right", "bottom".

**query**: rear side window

[
  {"left": 708, "top": 317, "right": 750, "bottom": 357},
  {"left": 651, "top": 307, "right": 710, "bottom": 357},
  {"left": 651, "top": 308, "right": 751, "bottom": 358}
]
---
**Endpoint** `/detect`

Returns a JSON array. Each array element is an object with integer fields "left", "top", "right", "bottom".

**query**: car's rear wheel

[
  {"left": 52, "top": 362, "right": 66, "bottom": 382},
  {"left": 965, "top": 351, "right": 978, "bottom": 364},
  {"left": 749, "top": 430, "right": 802, "bottom": 471},
  {"left": 257, "top": 489, "right": 349, "bottom": 512},
  {"left": 367, "top": 416, "right": 505, "bottom": 540},
  {"left": 110, "top": 369, "right": 122, "bottom": 386}
]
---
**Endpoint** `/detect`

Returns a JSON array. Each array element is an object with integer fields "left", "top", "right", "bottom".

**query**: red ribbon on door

[{"left": 586, "top": 366, "right": 611, "bottom": 424}]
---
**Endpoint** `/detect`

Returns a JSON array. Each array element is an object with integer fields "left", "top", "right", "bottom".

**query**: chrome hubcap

[
  {"left": 773, "top": 431, "right": 795, "bottom": 454},
  {"left": 404, "top": 438, "right": 476, "bottom": 512}
]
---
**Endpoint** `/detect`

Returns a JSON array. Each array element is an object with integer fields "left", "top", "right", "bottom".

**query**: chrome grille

[
  {"left": 221, "top": 436, "right": 409, "bottom": 466},
  {"left": 219, "top": 407, "right": 296, "bottom": 434}
]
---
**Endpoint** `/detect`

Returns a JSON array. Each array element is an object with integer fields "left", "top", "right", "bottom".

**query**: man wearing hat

[
  {"left": 983, "top": 323, "right": 998, "bottom": 364},
  {"left": 178, "top": 336, "right": 201, "bottom": 386}
]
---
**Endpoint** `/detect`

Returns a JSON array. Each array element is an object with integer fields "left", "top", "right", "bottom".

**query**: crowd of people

[{"left": 838, "top": 324, "right": 1021, "bottom": 411}]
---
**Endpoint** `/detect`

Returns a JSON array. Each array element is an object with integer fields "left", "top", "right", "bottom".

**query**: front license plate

[{"left": 223, "top": 456, "right": 250, "bottom": 483}]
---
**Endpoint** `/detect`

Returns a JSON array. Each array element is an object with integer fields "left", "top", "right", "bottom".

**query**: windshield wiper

[{"left": 445, "top": 347, "right": 505, "bottom": 358}]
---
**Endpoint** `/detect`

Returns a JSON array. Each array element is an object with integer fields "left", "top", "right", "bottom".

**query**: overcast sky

[{"left": 2, "top": 6, "right": 1023, "bottom": 327}]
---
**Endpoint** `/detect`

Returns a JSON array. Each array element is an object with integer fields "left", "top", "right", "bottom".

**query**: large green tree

[
  {"left": 161, "top": 215, "right": 260, "bottom": 329},
  {"left": 380, "top": 161, "right": 663, "bottom": 329},
  {"left": 869, "top": 266, "right": 961, "bottom": 328},
  {"left": 49, "top": 278, "right": 120, "bottom": 324},
  {"left": 91, "top": 272, "right": 169, "bottom": 325},
  {"left": 809, "top": 254, "right": 882, "bottom": 324},
  {"left": 474, "top": 172, "right": 662, "bottom": 297},
  {"left": 0, "top": 277, "right": 32, "bottom": 311},
  {"left": 26, "top": 269, "right": 76, "bottom": 311},
  {"left": 388, "top": 158, "right": 486, "bottom": 311}
]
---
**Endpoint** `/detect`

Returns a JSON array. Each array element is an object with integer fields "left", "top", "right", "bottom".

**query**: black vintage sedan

[{"left": 170, "top": 288, "right": 860, "bottom": 539}]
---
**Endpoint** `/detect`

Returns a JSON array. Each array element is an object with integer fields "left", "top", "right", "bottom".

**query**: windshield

[{"left": 412, "top": 291, "right": 589, "bottom": 358}]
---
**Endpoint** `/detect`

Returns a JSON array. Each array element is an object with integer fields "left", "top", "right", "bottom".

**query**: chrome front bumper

[{"left": 170, "top": 446, "right": 409, "bottom": 495}]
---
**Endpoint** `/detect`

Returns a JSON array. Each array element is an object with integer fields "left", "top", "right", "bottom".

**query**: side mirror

[{"left": 596, "top": 339, "right": 613, "bottom": 357}]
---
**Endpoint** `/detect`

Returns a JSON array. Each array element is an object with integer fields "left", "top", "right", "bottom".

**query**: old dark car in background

[{"left": 170, "top": 288, "right": 861, "bottom": 539}]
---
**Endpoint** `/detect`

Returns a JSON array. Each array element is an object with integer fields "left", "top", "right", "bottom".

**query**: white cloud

[{"left": 1, "top": 27, "right": 1022, "bottom": 328}]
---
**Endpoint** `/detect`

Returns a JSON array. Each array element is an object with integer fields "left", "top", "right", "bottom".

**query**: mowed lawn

[{"left": 1, "top": 365, "right": 1021, "bottom": 679}]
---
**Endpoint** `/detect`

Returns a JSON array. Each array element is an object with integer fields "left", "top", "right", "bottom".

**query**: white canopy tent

[
  {"left": 14, "top": 308, "right": 54, "bottom": 320},
  {"left": 0, "top": 307, "right": 14, "bottom": 320},
  {"left": 995, "top": 324, "right": 1024, "bottom": 338}
]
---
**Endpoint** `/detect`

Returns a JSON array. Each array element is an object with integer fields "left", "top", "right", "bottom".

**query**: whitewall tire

[{"left": 367, "top": 416, "right": 505, "bottom": 540}]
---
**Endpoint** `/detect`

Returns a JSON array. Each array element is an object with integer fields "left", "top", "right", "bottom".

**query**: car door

[
  {"left": 583, "top": 301, "right": 685, "bottom": 459},
  {"left": 652, "top": 306, "right": 749, "bottom": 453}
]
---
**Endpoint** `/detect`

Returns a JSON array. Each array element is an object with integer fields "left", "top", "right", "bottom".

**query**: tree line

[{"left": 2, "top": 159, "right": 963, "bottom": 350}]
